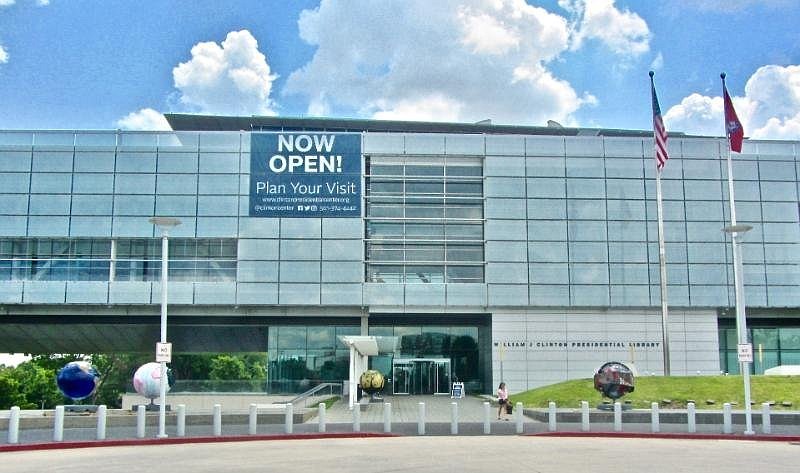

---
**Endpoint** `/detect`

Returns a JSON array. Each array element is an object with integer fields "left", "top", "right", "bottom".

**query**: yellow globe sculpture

[{"left": 359, "top": 369, "right": 385, "bottom": 395}]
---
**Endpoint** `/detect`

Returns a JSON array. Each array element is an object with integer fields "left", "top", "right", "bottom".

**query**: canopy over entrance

[{"left": 339, "top": 335, "right": 399, "bottom": 408}]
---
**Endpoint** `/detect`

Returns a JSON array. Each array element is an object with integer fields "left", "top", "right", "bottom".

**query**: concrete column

[
  {"left": 687, "top": 402, "right": 696, "bottom": 433},
  {"left": 761, "top": 403, "right": 771, "bottom": 435},
  {"left": 96, "top": 405, "right": 107, "bottom": 440},
  {"left": 54, "top": 405, "right": 65, "bottom": 442},
  {"left": 136, "top": 405, "right": 145, "bottom": 439},
  {"left": 548, "top": 401, "right": 557, "bottom": 432},
  {"left": 319, "top": 403, "right": 326, "bottom": 433},
  {"left": 285, "top": 403, "right": 294, "bottom": 434},
  {"left": 418, "top": 402, "right": 425, "bottom": 435},
  {"left": 383, "top": 402, "right": 392, "bottom": 433},
  {"left": 581, "top": 401, "right": 590, "bottom": 432},
  {"left": 8, "top": 406, "right": 20, "bottom": 444},
  {"left": 249, "top": 404, "right": 258, "bottom": 435},
  {"left": 450, "top": 402, "right": 458, "bottom": 435},
  {"left": 483, "top": 402, "right": 491, "bottom": 434},
  {"left": 651, "top": 402, "right": 660, "bottom": 433},
  {"left": 176, "top": 404, "right": 186, "bottom": 437},
  {"left": 213, "top": 404, "right": 222, "bottom": 436},
  {"left": 723, "top": 403, "right": 732, "bottom": 434},
  {"left": 353, "top": 404, "right": 361, "bottom": 432},
  {"left": 614, "top": 402, "right": 622, "bottom": 432},
  {"left": 515, "top": 402, "right": 523, "bottom": 434}
]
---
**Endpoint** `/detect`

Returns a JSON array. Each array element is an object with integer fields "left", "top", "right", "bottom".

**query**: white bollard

[
  {"left": 383, "top": 402, "right": 392, "bottom": 433},
  {"left": 8, "top": 406, "right": 20, "bottom": 444},
  {"left": 687, "top": 402, "right": 696, "bottom": 433},
  {"left": 213, "top": 404, "right": 222, "bottom": 436},
  {"left": 548, "top": 401, "right": 557, "bottom": 432},
  {"left": 581, "top": 401, "right": 590, "bottom": 432},
  {"left": 353, "top": 404, "right": 361, "bottom": 432},
  {"left": 318, "top": 403, "right": 326, "bottom": 433},
  {"left": 249, "top": 404, "right": 258, "bottom": 435},
  {"left": 136, "top": 405, "right": 146, "bottom": 439},
  {"left": 54, "top": 405, "right": 65, "bottom": 442},
  {"left": 515, "top": 402, "right": 524, "bottom": 434},
  {"left": 483, "top": 402, "right": 491, "bottom": 434},
  {"left": 614, "top": 402, "right": 622, "bottom": 432},
  {"left": 176, "top": 404, "right": 186, "bottom": 437},
  {"left": 651, "top": 402, "right": 660, "bottom": 433},
  {"left": 451, "top": 402, "right": 458, "bottom": 435},
  {"left": 418, "top": 402, "right": 425, "bottom": 435},
  {"left": 285, "top": 403, "right": 294, "bottom": 434},
  {"left": 723, "top": 403, "right": 732, "bottom": 434},
  {"left": 762, "top": 402, "right": 771, "bottom": 435},
  {"left": 96, "top": 405, "right": 107, "bottom": 440}
]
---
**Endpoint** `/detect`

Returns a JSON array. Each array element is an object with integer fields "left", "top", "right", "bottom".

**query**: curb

[
  {"left": 528, "top": 431, "right": 800, "bottom": 442},
  {"left": 0, "top": 432, "right": 399, "bottom": 452}
]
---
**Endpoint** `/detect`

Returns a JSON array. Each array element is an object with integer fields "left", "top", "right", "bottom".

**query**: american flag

[{"left": 649, "top": 71, "right": 669, "bottom": 171}]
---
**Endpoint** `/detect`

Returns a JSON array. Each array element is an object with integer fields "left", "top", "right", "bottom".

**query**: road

[{"left": 2, "top": 436, "right": 797, "bottom": 473}]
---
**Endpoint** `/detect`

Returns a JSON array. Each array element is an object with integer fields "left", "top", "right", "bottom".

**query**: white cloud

[
  {"left": 173, "top": 29, "right": 277, "bottom": 116},
  {"left": 0, "top": 44, "right": 8, "bottom": 64},
  {"left": 664, "top": 65, "right": 800, "bottom": 140},
  {"left": 116, "top": 108, "right": 172, "bottom": 131},
  {"left": 560, "top": 0, "right": 650, "bottom": 56},
  {"left": 285, "top": 0, "right": 609, "bottom": 125},
  {"left": 0, "top": 0, "right": 51, "bottom": 6}
]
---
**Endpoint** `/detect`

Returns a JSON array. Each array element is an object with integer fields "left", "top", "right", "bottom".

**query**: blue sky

[{"left": 1, "top": 0, "right": 799, "bottom": 139}]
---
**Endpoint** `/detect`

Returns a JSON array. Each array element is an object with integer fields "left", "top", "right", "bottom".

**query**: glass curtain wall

[
  {"left": 0, "top": 237, "right": 236, "bottom": 282},
  {"left": 719, "top": 326, "right": 800, "bottom": 374},
  {"left": 365, "top": 156, "right": 484, "bottom": 283}
]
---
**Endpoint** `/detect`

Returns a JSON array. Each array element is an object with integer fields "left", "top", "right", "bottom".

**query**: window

[
  {"left": 365, "top": 157, "right": 484, "bottom": 283},
  {"left": 0, "top": 237, "right": 236, "bottom": 282}
]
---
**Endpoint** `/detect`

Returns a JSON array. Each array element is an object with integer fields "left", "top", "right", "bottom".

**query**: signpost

[
  {"left": 156, "top": 342, "right": 172, "bottom": 363},
  {"left": 737, "top": 343, "right": 753, "bottom": 363},
  {"left": 450, "top": 382, "right": 464, "bottom": 399}
]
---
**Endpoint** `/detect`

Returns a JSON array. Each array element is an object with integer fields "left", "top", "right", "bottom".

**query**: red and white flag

[
  {"left": 649, "top": 71, "right": 669, "bottom": 170},
  {"left": 722, "top": 74, "right": 744, "bottom": 152}
]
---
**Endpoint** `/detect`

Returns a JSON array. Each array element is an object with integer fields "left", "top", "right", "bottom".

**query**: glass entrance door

[{"left": 392, "top": 358, "right": 451, "bottom": 395}]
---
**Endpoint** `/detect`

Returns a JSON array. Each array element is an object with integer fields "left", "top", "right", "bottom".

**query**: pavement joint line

[
  {"left": 0, "top": 432, "right": 399, "bottom": 453},
  {"left": 3, "top": 430, "right": 800, "bottom": 452},
  {"left": 529, "top": 431, "right": 800, "bottom": 442}
]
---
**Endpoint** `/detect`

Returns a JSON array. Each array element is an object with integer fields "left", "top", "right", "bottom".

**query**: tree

[
  {"left": 0, "top": 368, "right": 26, "bottom": 408},
  {"left": 209, "top": 355, "right": 250, "bottom": 380}
]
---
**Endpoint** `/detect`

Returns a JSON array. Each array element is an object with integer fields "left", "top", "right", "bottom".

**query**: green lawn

[{"left": 510, "top": 375, "right": 800, "bottom": 410}]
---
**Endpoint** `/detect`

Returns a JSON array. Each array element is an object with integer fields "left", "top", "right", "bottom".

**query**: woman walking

[{"left": 497, "top": 382, "right": 509, "bottom": 420}]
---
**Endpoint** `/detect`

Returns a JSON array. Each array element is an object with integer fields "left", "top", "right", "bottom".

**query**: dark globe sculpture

[
  {"left": 593, "top": 361, "right": 635, "bottom": 400},
  {"left": 359, "top": 369, "right": 385, "bottom": 395},
  {"left": 56, "top": 361, "right": 101, "bottom": 401}
]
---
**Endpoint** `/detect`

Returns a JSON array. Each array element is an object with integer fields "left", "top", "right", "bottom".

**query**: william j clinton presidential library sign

[{"left": 249, "top": 133, "right": 361, "bottom": 217}]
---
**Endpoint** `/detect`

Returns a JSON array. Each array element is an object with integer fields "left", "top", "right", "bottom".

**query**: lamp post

[
  {"left": 149, "top": 216, "right": 181, "bottom": 438},
  {"left": 723, "top": 223, "right": 753, "bottom": 435}
]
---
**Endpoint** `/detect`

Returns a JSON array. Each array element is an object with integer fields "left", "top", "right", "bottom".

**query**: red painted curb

[
  {"left": 0, "top": 432, "right": 400, "bottom": 452},
  {"left": 527, "top": 431, "right": 800, "bottom": 442}
]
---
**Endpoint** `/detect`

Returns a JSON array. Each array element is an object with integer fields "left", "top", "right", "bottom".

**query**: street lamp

[
  {"left": 149, "top": 216, "right": 181, "bottom": 438},
  {"left": 723, "top": 223, "right": 754, "bottom": 435}
]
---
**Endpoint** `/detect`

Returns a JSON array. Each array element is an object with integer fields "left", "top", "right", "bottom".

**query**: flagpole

[
  {"left": 650, "top": 71, "right": 671, "bottom": 376},
  {"left": 721, "top": 72, "right": 754, "bottom": 435}
]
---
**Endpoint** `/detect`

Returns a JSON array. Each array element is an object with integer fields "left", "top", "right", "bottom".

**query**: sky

[{"left": 1, "top": 1, "right": 800, "bottom": 139}]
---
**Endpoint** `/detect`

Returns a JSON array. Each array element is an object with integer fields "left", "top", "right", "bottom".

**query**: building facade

[{"left": 1, "top": 115, "right": 799, "bottom": 394}]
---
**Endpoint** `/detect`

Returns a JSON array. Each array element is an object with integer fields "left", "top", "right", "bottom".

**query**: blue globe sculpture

[{"left": 56, "top": 361, "right": 101, "bottom": 401}]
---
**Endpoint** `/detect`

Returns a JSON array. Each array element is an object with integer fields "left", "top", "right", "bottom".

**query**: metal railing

[{"left": 286, "top": 382, "right": 342, "bottom": 410}]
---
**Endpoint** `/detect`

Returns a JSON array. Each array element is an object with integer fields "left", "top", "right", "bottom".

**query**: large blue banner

[{"left": 249, "top": 132, "right": 361, "bottom": 217}]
